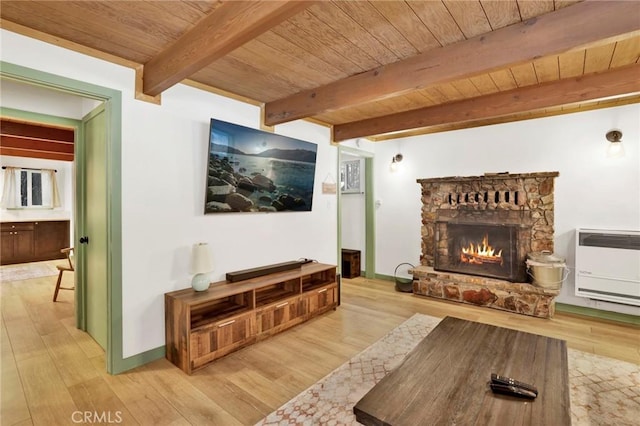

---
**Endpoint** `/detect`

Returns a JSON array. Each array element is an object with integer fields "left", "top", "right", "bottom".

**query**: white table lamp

[{"left": 190, "top": 243, "right": 213, "bottom": 291}]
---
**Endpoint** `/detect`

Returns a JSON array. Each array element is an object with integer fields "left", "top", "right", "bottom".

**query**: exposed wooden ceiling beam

[
  {"left": 143, "top": 1, "right": 315, "bottom": 96},
  {"left": 367, "top": 95, "right": 640, "bottom": 142},
  {"left": 332, "top": 64, "right": 640, "bottom": 142},
  {"left": 265, "top": 0, "right": 640, "bottom": 126}
]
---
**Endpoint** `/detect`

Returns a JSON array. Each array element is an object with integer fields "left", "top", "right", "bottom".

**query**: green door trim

[
  {"left": 1, "top": 61, "right": 125, "bottom": 374},
  {"left": 337, "top": 145, "right": 375, "bottom": 279}
]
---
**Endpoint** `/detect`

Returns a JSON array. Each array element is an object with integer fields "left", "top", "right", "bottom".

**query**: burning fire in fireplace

[{"left": 460, "top": 234, "right": 503, "bottom": 265}]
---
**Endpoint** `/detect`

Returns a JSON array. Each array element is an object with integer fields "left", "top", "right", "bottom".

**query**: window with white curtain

[{"left": 0, "top": 167, "right": 61, "bottom": 209}]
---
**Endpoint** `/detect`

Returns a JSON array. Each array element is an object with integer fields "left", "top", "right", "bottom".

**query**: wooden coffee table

[{"left": 354, "top": 316, "right": 571, "bottom": 425}]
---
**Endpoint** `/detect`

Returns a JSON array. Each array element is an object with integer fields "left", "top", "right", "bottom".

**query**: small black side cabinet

[{"left": 341, "top": 248, "right": 361, "bottom": 279}]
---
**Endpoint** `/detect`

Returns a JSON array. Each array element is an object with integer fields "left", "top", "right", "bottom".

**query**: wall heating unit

[{"left": 575, "top": 229, "right": 640, "bottom": 306}]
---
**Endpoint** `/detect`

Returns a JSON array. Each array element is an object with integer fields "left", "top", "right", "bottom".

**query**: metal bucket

[
  {"left": 526, "top": 251, "right": 568, "bottom": 290},
  {"left": 394, "top": 263, "right": 415, "bottom": 293}
]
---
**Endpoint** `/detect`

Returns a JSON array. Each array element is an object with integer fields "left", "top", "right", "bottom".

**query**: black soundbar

[{"left": 226, "top": 260, "right": 302, "bottom": 282}]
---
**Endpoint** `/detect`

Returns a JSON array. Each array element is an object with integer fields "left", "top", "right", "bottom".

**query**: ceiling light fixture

[
  {"left": 390, "top": 153, "right": 403, "bottom": 172},
  {"left": 605, "top": 130, "right": 625, "bottom": 158}
]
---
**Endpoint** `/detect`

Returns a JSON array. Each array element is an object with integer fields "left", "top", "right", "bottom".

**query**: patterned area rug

[
  {"left": 257, "top": 314, "right": 640, "bottom": 426},
  {"left": 0, "top": 262, "right": 58, "bottom": 282}
]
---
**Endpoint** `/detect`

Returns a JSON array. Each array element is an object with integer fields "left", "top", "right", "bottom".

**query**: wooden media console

[{"left": 165, "top": 262, "right": 338, "bottom": 374}]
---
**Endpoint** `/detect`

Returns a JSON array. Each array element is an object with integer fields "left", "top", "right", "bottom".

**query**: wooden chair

[{"left": 53, "top": 247, "right": 74, "bottom": 302}]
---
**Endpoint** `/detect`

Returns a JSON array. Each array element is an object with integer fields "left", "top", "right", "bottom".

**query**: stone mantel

[{"left": 417, "top": 172, "right": 559, "bottom": 184}]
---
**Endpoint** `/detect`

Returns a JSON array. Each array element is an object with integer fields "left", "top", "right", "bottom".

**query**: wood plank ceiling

[{"left": 1, "top": 0, "right": 639, "bottom": 143}]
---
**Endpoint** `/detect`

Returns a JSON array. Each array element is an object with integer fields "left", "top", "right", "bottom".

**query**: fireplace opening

[
  {"left": 460, "top": 234, "right": 503, "bottom": 265},
  {"left": 435, "top": 222, "right": 521, "bottom": 281}
]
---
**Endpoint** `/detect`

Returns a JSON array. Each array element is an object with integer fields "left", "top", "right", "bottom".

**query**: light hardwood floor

[{"left": 2, "top": 266, "right": 639, "bottom": 425}]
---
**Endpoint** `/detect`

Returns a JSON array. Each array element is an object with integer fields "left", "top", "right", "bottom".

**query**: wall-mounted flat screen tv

[{"left": 204, "top": 119, "right": 318, "bottom": 214}]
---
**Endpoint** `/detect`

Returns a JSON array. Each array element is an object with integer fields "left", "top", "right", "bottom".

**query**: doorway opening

[
  {"left": 1, "top": 61, "right": 123, "bottom": 373},
  {"left": 338, "top": 146, "right": 375, "bottom": 280}
]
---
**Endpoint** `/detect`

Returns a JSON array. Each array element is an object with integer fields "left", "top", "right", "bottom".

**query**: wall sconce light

[
  {"left": 390, "top": 153, "right": 403, "bottom": 172},
  {"left": 606, "top": 130, "right": 625, "bottom": 158},
  {"left": 190, "top": 242, "right": 213, "bottom": 291}
]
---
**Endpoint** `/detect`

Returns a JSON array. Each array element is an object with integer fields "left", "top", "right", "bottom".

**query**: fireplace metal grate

[{"left": 435, "top": 222, "right": 521, "bottom": 282}]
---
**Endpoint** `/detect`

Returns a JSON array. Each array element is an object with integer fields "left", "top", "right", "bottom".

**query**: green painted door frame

[
  {"left": 337, "top": 145, "right": 375, "bottom": 279},
  {"left": 0, "top": 61, "right": 125, "bottom": 373}
]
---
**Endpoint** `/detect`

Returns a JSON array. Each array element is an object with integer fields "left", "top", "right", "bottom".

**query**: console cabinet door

[
  {"left": 190, "top": 312, "right": 255, "bottom": 371},
  {"left": 257, "top": 296, "right": 305, "bottom": 335},
  {"left": 303, "top": 284, "right": 337, "bottom": 315}
]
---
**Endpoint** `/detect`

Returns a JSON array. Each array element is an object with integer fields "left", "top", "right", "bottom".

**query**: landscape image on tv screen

[{"left": 204, "top": 119, "right": 318, "bottom": 213}]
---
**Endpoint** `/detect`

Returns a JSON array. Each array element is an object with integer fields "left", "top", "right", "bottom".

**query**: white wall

[
  {"left": 373, "top": 104, "right": 640, "bottom": 315},
  {"left": 1, "top": 29, "right": 338, "bottom": 357},
  {"left": 0, "top": 78, "right": 100, "bottom": 119}
]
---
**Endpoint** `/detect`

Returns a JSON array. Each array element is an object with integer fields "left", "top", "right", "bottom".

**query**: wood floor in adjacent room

[{"left": 2, "top": 270, "right": 639, "bottom": 426}]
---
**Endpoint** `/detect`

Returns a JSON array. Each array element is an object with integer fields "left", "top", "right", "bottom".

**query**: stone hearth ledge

[{"left": 411, "top": 266, "right": 559, "bottom": 319}]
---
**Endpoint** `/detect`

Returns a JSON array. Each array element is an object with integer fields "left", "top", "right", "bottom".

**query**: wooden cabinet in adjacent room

[
  {"left": 341, "top": 248, "right": 361, "bottom": 278},
  {"left": 1, "top": 222, "right": 35, "bottom": 264},
  {"left": 0, "top": 220, "right": 70, "bottom": 265},
  {"left": 34, "top": 220, "right": 70, "bottom": 260}
]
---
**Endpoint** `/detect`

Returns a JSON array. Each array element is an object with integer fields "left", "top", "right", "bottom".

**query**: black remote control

[
  {"left": 490, "top": 383, "right": 537, "bottom": 399},
  {"left": 491, "top": 373, "right": 538, "bottom": 395}
]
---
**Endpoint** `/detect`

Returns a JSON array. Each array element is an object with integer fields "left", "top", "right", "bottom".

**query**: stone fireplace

[{"left": 412, "top": 172, "right": 560, "bottom": 318}]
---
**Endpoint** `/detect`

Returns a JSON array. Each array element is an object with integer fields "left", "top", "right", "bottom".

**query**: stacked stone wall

[{"left": 412, "top": 266, "right": 558, "bottom": 318}]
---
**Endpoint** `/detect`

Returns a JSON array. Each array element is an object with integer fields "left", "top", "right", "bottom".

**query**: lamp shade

[
  {"left": 605, "top": 130, "right": 625, "bottom": 158},
  {"left": 190, "top": 243, "right": 213, "bottom": 274},
  {"left": 606, "top": 141, "right": 625, "bottom": 158},
  {"left": 390, "top": 153, "right": 403, "bottom": 173}
]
